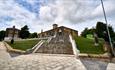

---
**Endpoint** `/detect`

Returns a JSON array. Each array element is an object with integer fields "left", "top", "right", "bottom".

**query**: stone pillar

[
  {"left": 103, "top": 31, "right": 111, "bottom": 53},
  {"left": 103, "top": 42, "right": 111, "bottom": 52},
  {"left": 93, "top": 32, "right": 99, "bottom": 46}
]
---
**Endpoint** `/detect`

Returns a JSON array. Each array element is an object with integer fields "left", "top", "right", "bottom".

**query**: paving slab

[
  {"left": 107, "top": 63, "right": 115, "bottom": 70},
  {"left": 0, "top": 42, "right": 11, "bottom": 60},
  {"left": 81, "top": 59, "right": 108, "bottom": 70},
  {"left": 0, "top": 53, "right": 86, "bottom": 70}
]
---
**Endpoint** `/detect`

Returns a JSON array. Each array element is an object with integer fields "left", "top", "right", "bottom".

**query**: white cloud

[
  {"left": 39, "top": 6, "right": 54, "bottom": 22},
  {"left": 92, "top": 0, "right": 115, "bottom": 18},
  {"left": 0, "top": 0, "right": 38, "bottom": 30},
  {"left": 0, "top": 0, "right": 115, "bottom": 34}
]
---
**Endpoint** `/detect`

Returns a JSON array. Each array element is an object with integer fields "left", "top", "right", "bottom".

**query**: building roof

[
  {"left": 6, "top": 28, "right": 20, "bottom": 31},
  {"left": 38, "top": 26, "right": 78, "bottom": 34},
  {"left": 59, "top": 26, "right": 78, "bottom": 32}
]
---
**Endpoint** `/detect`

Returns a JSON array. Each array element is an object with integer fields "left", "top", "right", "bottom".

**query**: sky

[{"left": 0, "top": 0, "right": 115, "bottom": 35}]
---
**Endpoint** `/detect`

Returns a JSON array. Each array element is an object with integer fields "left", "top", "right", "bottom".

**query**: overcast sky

[{"left": 0, "top": 0, "right": 115, "bottom": 35}]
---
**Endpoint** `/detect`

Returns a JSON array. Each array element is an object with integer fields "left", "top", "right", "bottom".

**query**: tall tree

[
  {"left": 96, "top": 22, "right": 114, "bottom": 40},
  {"left": 19, "top": 25, "right": 30, "bottom": 39},
  {"left": 0, "top": 30, "right": 6, "bottom": 41},
  {"left": 96, "top": 22, "right": 107, "bottom": 38}
]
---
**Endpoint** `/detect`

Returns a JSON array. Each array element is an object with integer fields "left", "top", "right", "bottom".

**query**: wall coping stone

[{"left": 3, "top": 41, "right": 26, "bottom": 54}]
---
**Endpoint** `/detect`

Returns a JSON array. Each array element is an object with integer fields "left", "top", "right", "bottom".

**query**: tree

[
  {"left": 81, "top": 28, "right": 95, "bottom": 38},
  {"left": 96, "top": 22, "right": 114, "bottom": 39},
  {"left": 88, "top": 28, "right": 95, "bottom": 34},
  {"left": 81, "top": 28, "right": 88, "bottom": 37},
  {"left": 29, "top": 32, "right": 38, "bottom": 38},
  {"left": 19, "top": 25, "right": 30, "bottom": 39},
  {"left": 108, "top": 26, "right": 114, "bottom": 39},
  {"left": 0, "top": 30, "right": 5, "bottom": 41},
  {"left": 113, "top": 33, "right": 115, "bottom": 41},
  {"left": 96, "top": 22, "right": 107, "bottom": 38}
]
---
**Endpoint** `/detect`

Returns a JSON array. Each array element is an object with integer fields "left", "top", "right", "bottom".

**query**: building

[
  {"left": 38, "top": 24, "right": 78, "bottom": 38},
  {"left": 5, "top": 26, "right": 20, "bottom": 40},
  {"left": 34, "top": 24, "right": 78, "bottom": 54}
]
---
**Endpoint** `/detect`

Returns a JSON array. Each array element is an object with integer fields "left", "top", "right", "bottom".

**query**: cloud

[
  {"left": 0, "top": 0, "right": 115, "bottom": 34},
  {"left": 45, "top": 0, "right": 85, "bottom": 23},
  {"left": 39, "top": 6, "right": 54, "bottom": 22},
  {"left": 39, "top": 0, "right": 104, "bottom": 24},
  {"left": 92, "top": 0, "right": 115, "bottom": 18},
  {"left": 0, "top": 0, "right": 38, "bottom": 29}
]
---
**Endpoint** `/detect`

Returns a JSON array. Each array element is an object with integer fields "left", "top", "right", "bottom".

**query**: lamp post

[{"left": 101, "top": 0, "right": 115, "bottom": 56}]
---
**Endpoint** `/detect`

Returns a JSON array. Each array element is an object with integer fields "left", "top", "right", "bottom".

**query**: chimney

[
  {"left": 13, "top": 26, "right": 15, "bottom": 29},
  {"left": 53, "top": 24, "right": 58, "bottom": 29}
]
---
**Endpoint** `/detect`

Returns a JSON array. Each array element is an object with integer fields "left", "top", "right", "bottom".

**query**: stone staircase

[{"left": 35, "top": 32, "right": 73, "bottom": 54}]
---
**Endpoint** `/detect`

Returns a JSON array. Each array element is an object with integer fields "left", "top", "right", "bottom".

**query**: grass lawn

[
  {"left": 75, "top": 37, "right": 105, "bottom": 54},
  {"left": 6, "top": 39, "right": 39, "bottom": 51}
]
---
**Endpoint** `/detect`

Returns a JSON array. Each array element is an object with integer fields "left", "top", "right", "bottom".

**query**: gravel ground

[{"left": 81, "top": 59, "right": 108, "bottom": 70}]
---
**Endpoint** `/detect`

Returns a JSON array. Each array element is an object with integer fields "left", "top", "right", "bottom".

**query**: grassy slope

[
  {"left": 75, "top": 37, "right": 105, "bottom": 54},
  {"left": 7, "top": 40, "right": 39, "bottom": 51}
]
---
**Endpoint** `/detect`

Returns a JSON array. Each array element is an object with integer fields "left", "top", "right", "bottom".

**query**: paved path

[
  {"left": 0, "top": 42, "right": 11, "bottom": 60},
  {"left": 0, "top": 54, "right": 86, "bottom": 70},
  {"left": 107, "top": 63, "right": 115, "bottom": 70},
  {"left": 0, "top": 42, "right": 115, "bottom": 70},
  {"left": 0, "top": 42, "right": 86, "bottom": 70},
  {"left": 81, "top": 59, "right": 108, "bottom": 70}
]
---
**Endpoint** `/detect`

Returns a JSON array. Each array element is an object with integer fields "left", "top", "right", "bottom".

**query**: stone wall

[{"left": 36, "top": 32, "right": 73, "bottom": 54}]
